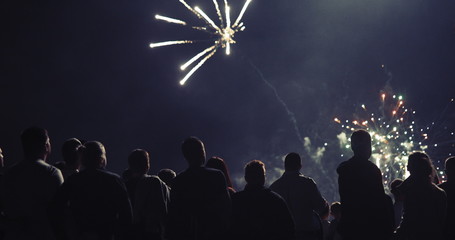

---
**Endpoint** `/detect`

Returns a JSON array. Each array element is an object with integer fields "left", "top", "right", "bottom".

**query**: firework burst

[
  {"left": 149, "top": 0, "right": 252, "bottom": 85},
  {"left": 334, "top": 93, "right": 428, "bottom": 189}
]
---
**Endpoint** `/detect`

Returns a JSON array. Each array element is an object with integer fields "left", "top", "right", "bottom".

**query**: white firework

[{"left": 149, "top": 0, "right": 253, "bottom": 85}]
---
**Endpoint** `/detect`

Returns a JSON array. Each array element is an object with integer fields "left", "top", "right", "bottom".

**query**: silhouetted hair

[
  {"left": 182, "top": 137, "right": 206, "bottom": 166},
  {"left": 445, "top": 156, "right": 455, "bottom": 174},
  {"left": 284, "top": 152, "right": 301, "bottom": 171},
  {"left": 407, "top": 152, "right": 433, "bottom": 179},
  {"left": 62, "top": 138, "right": 82, "bottom": 166},
  {"left": 330, "top": 202, "right": 341, "bottom": 216},
  {"left": 245, "top": 160, "right": 265, "bottom": 186},
  {"left": 207, "top": 156, "right": 233, "bottom": 188},
  {"left": 21, "top": 127, "right": 49, "bottom": 158},
  {"left": 79, "top": 141, "right": 106, "bottom": 169},
  {"left": 390, "top": 178, "right": 403, "bottom": 197},
  {"left": 158, "top": 168, "right": 176, "bottom": 185},
  {"left": 128, "top": 149, "right": 150, "bottom": 174}
]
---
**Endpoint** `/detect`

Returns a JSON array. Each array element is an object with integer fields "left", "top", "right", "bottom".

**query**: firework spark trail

[
  {"left": 149, "top": 40, "right": 193, "bottom": 48},
  {"left": 180, "top": 48, "right": 218, "bottom": 85},
  {"left": 195, "top": 7, "right": 222, "bottom": 32},
  {"left": 248, "top": 60, "right": 304, "bottom": 145},
  {"left": 248, "top": 60, "right": 335, "bottom": 190},
  {"left": 150, "top": 0, "right": 252, "bottom": 85},
  {"left": 180, "top": 45, "right": 218, "bottom": 70},
  {"left": 178, "top": 0, "right": 203, "bottom": 19},
  {"left": 155, "top": 15, "right": 187, "bottom": 25},
  {"left": 213, "top": 0, "right": 224, "bottom": 28},
  {"left": 233, "top": 0, "right": 252, "bottom": 28}
]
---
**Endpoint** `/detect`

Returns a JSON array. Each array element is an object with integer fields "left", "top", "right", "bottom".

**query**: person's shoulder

[
  {"left": 438, "top": 181, "right": 449, "bottom": 190},
  {"left": 102, "top": 169, "right": 122, "bottom": 179},
  {"left": 232, "top": 189, "right": 247, "bottom": 202},
  {"left": 203, "top": 166, "right": 224, "bottom": 175},
  {"left": 92, "top": 169, "right": 122, "bottom": 182},
  {"left": 141, "top": 174, "right": 165, "bottom": 184},
  {"left": 336, "top": 159, "right": 351, "bottom": 174},
  {"left": 432, "top": 183, "right": 447, "bottom": 195},
  {"left": 268, "top": 188, "right": 284, "bottom": 199},
  {"left": 35, "top": 160, "right": 63, "bottom": 177},
  {"left": 200, "top": 167, "right": 226, "bottom": 181},
  {"left": 298, "top": 174, "right": 315, "bottom": 182},
  {"left": 267, "top": 188, "right": 289, "bottom": 205},
  {"left": 269, "top": 178, "right": 281, "bottom": 190}
]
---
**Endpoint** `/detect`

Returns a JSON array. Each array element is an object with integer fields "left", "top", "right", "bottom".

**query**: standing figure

[
  {"left": 270, "top": 152, "right": 327, "bottom": 240},
  {"left": 439, "top": 156, "right": 455, "bottom": 240},
  {"left": 337, "top": 130, "right": 394, "bottom": 240},
  {"left": 395, "top": 152, "right": 447, "bottom": 240},
  {"left": 53, "top": 141, "right": 132, "bottom": 240},
  {"left": 165, "top": 137, "right": 231, "bottom": 240},
  {"left": 125, "top": 149, "right": 169, "bottom": 240},
  {"left": 2, "top": 127, "right": 63, "bottom": 240},
  {"left": 231, "top": 160, "right": 295, "bottom": 240}
]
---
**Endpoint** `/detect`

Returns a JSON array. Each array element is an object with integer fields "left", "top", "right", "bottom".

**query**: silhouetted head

[
  {"left": 330, "top": 202, "right": 342, "bottom": 219},
  {"left": 284, "top": 152, "right": 301, "bottom": 171},
  {"left": 21, "top": 127, "right": 51, "bottom": 161},
  {"left": 390, "top": 178, "right": 404, "bottom": 200},
  {"left": 182, "top": 137, "right": 206, "bottom": 167},
  {"left": 0, "top": 147, "right": 4, "bottom": 168},
  {"left": 207, "top": 156, "right": 233, "bottom": 188},
  {"left": 79, "top": 141, "right": 106, "bottom": 169},
  {"left": 128, "top": 149, "right": 150, "bottom": 175},
  {"left": 62, "top": 138, "right": 82, "bottom": 169},
  {"left": 244, "top": 160, "right": 266, "bottom": 187},
  {"left": 158, "top": 168, "right": 176, "bottom": 186},
  {"left": 445, "top": 156, "right": 455, "bottom": 181},
  {"left": 407, "top": 152, "right": 433, "bottom": 180},
  {"left": 351, "top": 130, "right": 372, "bottom": 159}
]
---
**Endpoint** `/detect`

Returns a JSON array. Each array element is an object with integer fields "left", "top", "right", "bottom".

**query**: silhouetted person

[
  {"left": 157, "top": 169, "right": 176, "bottom": 187},
  {"left": 165, "top": 137, "right": 231, "bottom": 240},
  {"left": 231, "top": 160, "right": 295, "bottom": 240},
  {"left": 439, "top": 156, "right": 455, "bottom": 240},
  {"left": 327, "top": 202, "right": 342, "bottom": 240},
  {"left": 270, "top": 152, "right": 327, "bottom": 240},
  {"left": 53, "top": 141, "right": 132, "bottom": 240},
  {"left": 54, "top": 138, "right": 82, "bottom": 180},
  {"left": 206, "top": 156, "right": 236, "bottom": 197},
  {"left": 336, "top": 130, "right": 394, "bottom": 240},
  {"left": 1, "top": 127, "right": 63, "bottom": 240},
  {"left": 395, "top": 152, "right": 446, "bottom": 240},
  {"left": 125, "top": 149, "right": 169, "bottom": 240},
  {"left": 391, "top": 178, "right": 404, "bottom": 230}
]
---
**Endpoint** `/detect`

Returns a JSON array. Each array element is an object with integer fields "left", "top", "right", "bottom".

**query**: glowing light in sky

[{"left": 149, "top": 0, "right": 253, "bottom": 85}]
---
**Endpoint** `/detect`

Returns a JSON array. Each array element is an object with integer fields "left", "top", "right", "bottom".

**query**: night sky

[{"left": 2, "top": 0, "right": 455, "bottom": 202}]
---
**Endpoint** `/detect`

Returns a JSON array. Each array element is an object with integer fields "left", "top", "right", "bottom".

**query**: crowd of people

[{"left": 0, "top": 127, "right": 453, "bottom": 240}]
